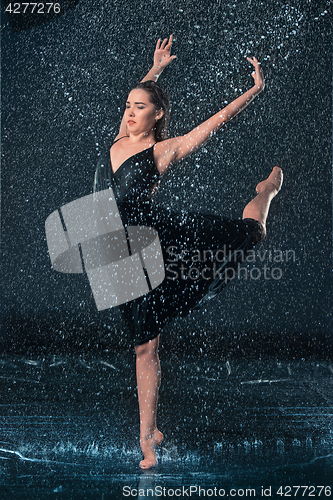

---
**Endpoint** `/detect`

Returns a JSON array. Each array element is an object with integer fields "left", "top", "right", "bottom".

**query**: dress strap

[{"left": 112, "top": 136, "right": 128, "bottom": 145}]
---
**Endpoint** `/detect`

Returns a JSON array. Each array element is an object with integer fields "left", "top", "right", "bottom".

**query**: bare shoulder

[{"left": 153, "top": 137, "right": 180, "bottom": 175}]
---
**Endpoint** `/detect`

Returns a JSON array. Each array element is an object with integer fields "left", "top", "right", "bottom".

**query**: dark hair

[{"left": 131, "top": 81, "right": 170, "bottom": 142}]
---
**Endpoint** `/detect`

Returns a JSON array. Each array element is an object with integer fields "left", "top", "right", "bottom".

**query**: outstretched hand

[
  {"left": 247, "top": 56, "right": 265, "bottom": 91},
  {"left": 154, "top": 35, "right": 177, "bottom": 70}
]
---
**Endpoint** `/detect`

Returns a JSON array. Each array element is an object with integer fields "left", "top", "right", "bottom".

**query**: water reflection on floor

[{"left": 0, "top": 353, "right": 332, "bottom": 499}]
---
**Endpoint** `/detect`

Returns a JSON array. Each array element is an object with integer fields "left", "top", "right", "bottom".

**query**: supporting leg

[
  {"left": 242, "top": 166, "right": 283, "bottom": 237},
  {"left": 135, "top": 335, "right": 163, "bottom": 469}
]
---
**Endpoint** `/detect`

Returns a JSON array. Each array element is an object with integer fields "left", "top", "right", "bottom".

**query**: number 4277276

[{"left": 5, "top": 3, "right": 61, "bottom": 14}]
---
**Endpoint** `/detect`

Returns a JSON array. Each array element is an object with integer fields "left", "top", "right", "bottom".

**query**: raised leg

[
  {"left": 135, "top": 335, "right": 163, "bottom": 469},
  {"left": 242, "top": 166, "right": 283, "bottom": 237}
]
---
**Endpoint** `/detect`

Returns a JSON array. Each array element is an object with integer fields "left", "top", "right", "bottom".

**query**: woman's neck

[{"left": 127, "top": 130, "right": 156, "bottom": 145}]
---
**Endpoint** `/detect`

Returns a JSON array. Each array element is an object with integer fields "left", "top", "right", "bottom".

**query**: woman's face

[{"left": 125, "top": 89, "right": 163, "bottom": 136}]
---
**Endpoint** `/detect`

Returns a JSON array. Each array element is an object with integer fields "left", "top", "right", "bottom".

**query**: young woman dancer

[{"left": 95, "top": 35, "right": 283, "bottom": 469}]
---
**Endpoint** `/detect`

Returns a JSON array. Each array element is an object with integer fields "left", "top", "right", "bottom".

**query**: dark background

[{"left": 1, "top": 0, "right": 332, "bottom": 358}]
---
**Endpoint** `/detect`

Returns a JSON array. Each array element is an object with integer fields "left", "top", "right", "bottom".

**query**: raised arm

[
  {"left": 115, "top": 36, "right": 177, "bottom": 141},
  {"left": 155, "top": 57, "right": 265, "bottom": 173}
]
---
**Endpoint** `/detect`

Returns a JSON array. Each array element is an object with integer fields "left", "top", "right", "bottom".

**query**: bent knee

[
  {"left": 135, "top": 337, "right": 159, "bottom": 357},
  {"left": 135, "top": 344, "right": 148, "bottom": 357}
]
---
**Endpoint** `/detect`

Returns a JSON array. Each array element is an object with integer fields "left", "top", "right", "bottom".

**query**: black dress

[{"left": 93, "top": 142, "right": 263, "bottom": 345}]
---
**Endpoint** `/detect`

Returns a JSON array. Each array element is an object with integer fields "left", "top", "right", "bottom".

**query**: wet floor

[{"left": 0, "top": 353, "right": 332, "bottom": 499}]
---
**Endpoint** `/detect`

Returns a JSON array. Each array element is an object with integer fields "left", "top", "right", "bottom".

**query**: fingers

[
  {"left": 160, "top": 37, "right": 169, "bottom": 50},
  {"left": 246, "top": 56, "right": 259, "bottom": 67},
  {"left": 164, "top": 34, "right": 173, "bottom": 49},
  {"left": 246, "top": 56, "right": 264, "bottom": 89},
  {"left": 157, "top": 34, "right": 173, "bottom": 51},
  {"left": 248, "top": 57, "right": 263, "bottom": 79}
]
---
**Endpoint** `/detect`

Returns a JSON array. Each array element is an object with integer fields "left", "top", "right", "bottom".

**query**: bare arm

[
  {"left": 114, "top": 36, "right": 177, "bottom": 141},
  {"left": 156, "top": 57, "right": 264, "bottom": 173}
]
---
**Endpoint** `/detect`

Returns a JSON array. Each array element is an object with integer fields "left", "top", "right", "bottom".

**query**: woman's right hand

[{"left": 153, "top": 35, "right": 177, "bottom": 70}]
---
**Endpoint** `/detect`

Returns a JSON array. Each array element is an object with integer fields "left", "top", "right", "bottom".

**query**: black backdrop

[{"left": 1, "top": 0, "right": 332, "bottom": 358}]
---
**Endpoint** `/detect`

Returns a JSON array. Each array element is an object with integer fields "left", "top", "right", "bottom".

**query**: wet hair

[{"left": 131, "top": 81, "right": 170, "bottom": 142}]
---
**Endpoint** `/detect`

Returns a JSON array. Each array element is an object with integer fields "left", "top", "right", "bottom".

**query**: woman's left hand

[
  {"left": 153, "top": 35, "right": 177, "bottom": 70},
  {"left": 247, "top": 56, "right": 265, "bottom": 91}
]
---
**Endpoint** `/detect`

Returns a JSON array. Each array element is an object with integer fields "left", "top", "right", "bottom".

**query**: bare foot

[
  {"left": 139, "top": 429, "right": 164, "bottom": 470},
  {"left": 256, "top": 166, "right": 283, "bottom": 196}
]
